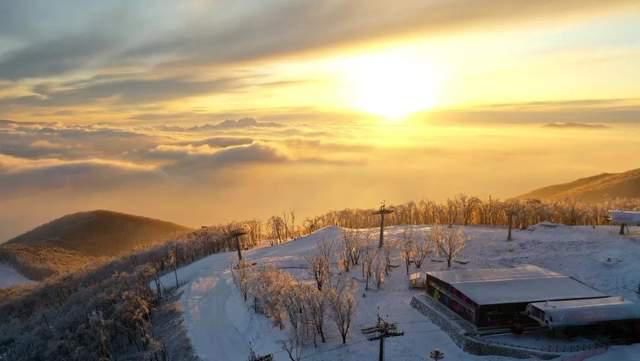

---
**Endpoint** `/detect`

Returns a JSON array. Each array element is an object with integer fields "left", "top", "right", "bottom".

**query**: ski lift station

[{"left": 425, "top": 265, "right": 640, "bottom": 338}]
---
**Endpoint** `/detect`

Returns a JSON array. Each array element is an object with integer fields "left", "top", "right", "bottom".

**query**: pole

[
  {"left": 235, "top": 235, "right": 243, "bottom": 260},
  {"left": 361, "top": 314, "right": 403, "bottom": 361},
  {"left": 379, "top": 212, "right": 385, "bottom": 249},
  {"left": 374, "top": 203, "right": 393, "bottom": 249}
]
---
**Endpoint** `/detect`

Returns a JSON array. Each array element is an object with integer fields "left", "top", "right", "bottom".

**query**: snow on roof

[
  {"left": 528, "top": 297, "right": 640, "bottom": 327},
  {"left": 427, "top": 264, "right": 564, "bottom": 284},
  {"left": 427, "top": 265, "right": 607, "bottom": 306},
  {"left": 609, "top": 210, "right": 640, "bottom": 225}
]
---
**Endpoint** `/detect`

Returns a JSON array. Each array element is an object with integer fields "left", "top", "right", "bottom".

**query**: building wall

[
  {"left": 477, "top": 303, "right": 537, "bottom": 328},
  {"left": 426, "top": 274, "right": 478, "bottom": 324}
]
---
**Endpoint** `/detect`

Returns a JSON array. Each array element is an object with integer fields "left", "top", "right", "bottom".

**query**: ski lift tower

[
  {"left": 229, "top": 227, "right": 248, "bottom": 261},
  {"left": 373, "top": 202, "right": 394, "bottom": 249}
]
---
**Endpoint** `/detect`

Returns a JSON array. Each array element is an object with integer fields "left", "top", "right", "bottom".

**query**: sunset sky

[{"left": 1, "top": 0, "right": 639, "bottom": 240}]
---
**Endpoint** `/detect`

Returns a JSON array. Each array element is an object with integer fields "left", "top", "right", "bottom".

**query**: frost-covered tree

[
  {"left": 343, "top": 229, "right": 366, "bottom": 267},
  {"left": 434, "top": 226, "right": 466, "bottom": 269},
  {"left": 401, "top": 226, "right": 416, "bottom": 274},
  {"left": 232, "top": 260, "right": 253, "bottom": 301},
  {"left": 361, "top": 247, "right": 374, "bottom": 290},
  {"left": 372, "top": 251, "right": 386, "bottom": 289},
  {"left": 413, "top": 232, "right": 433, "bottom": 269},
  {"left": 306, "top": 239, "right": 333, "bottom": 290},
  {"left": 328, "top": 278, "right": 356, "bottom": 344},
  {"left": 302, "top": 284, "right": 328, "bottom": 344},
  {"left": 281, "top": 329, "right": 304, "bottom": 361}
]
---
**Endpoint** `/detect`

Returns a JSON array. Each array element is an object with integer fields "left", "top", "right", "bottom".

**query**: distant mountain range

[
  {"left": 0, "top": 210, "right": 191, "bottom": 280},
  {"left": 518, "top": 168, "right": 640, "bottom": 202}
]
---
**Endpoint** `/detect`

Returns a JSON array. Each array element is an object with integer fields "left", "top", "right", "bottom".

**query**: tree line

[{"left": 214, "top": 196, "right": 640, "bottom": 249}]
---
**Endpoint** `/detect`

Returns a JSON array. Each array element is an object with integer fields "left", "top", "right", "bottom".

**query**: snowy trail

[
  {"left": 181, "top": 271, "right": 251, "bottom": 361},
  {"left": 0, "top": 262, "right": 34, "bottom": 288},
  {"left": 170, "top": 249, "right": 288, "bottom": 361}
]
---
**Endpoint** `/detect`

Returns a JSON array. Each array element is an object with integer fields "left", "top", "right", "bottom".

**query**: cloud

[
  {"left": 160, "top": 142, "right": 288, "bottom": 174},
  {"left": 0, "top": 34, "right": 116, "bottom": 80},
  {"left": 1, "top": 0, "right": 635, "bottom": 83},
  {"left": 0, "top": 153, "right": 158, "bottom": 196},
  {"left": 123, "top": 0, "right": 637, "bottom": 68},
  {"left": 187, "top": 118, "right": 283, "bottom": 130},
  {"left": 0, "top": 75, "right": 249, "bottom": 108},
  {"left": 429, "top": 98, "right": 640, "bottom": 125},
  {"left": 190, "top": 137, "right": 254, "bottom": 148},
  {"left": 0, "top": 120, "right": 165, "bottom": 161},
  {"left": 543, "top": 122, "right": 610, "bottom": 129}
]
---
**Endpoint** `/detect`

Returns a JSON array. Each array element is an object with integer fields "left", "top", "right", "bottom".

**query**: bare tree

[
  {"left": 343, "top": 229, "right": 364, "bottom": 266},
  {"left": 400, "top": 226, "right": 415, "bottom": 274},
  {"left": 362, "top": 248, "right": 374, "bottom": 291},
  {"left": 232, "top": 260, "right": 252, "bottom": 301},
  {"left": 434, "top": 226, "right": 466, "bottom": 269},
  {"left": 457, "top": 194, "right": 481, "bottom": 226},
  {"left": 413, "top": 231, "right": 433, "bottom": 269},
  {"left": 328, "top": 278, "right": 356, "bottom": 344},
  {"left": 306, "top": 240, "right": 333, "bottom": 291},
  {"left": 303, "top": 285, "right": 328, "bottom": 345},
  {"left": 505, "top": 200, "right": 522, "bottom": 241},
  {"left": 372, "top": 251, "right": 386, "bottom": 289},
  {"left": 167, "top": 243, "right": 180, "bottom": 288},
  {"left": 446, "top": 199, "right": 458, "bottom": 227},
  {"left": 267, "top": 216, "right": 286, "bottom": 245},
  {"left": 281, "top": 327, "right": 304, "bottom": 361},
  {"left": 382, "top": 237, "right": 397, "bottom": 276}
]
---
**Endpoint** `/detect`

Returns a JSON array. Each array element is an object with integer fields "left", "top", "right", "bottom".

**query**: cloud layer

[{"left": 0, "top": 0, "right": 637, "bottom": 119}]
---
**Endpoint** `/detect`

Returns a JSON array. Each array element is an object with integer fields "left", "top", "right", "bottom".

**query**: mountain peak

[
  {"left": 518, "top": 168, "right": 640, "bottom": 202},
  {"left": 5, "top": 210, "right": 192, "bottom": 257}
]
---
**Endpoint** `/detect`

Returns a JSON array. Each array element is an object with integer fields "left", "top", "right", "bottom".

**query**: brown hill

[
  {"left": 0, "top": 210, "right": 192, "bottom": 280},
  {"left": 4, "top": 210, "right": 192, "bottom": 257},
  {"left": 518, "top": 168, "right": 640, "bottom": 202}
]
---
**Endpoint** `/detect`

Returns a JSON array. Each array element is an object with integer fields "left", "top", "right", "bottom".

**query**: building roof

[
  {"left": 427, "top": 265, "right": 606, "bottom": 306},
  {"left": 609, "top": 210, "right": 640, "bottom": 225},
  {"left": 528, "top": 297, "right": 640, "bottom": 327}
]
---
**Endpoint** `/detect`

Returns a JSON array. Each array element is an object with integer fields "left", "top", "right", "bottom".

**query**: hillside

[
  {"left": 4, "top": 210, "right": 192, "bottom": 257},
  {"left": 518, "top": 168, "right": 640, "bottom": 202},
  {"left": 0, "top": 210, "right": 192, "bottom": 280}
]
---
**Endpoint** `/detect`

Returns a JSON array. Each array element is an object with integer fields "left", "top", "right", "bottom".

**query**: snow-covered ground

[
  {"left": 0, "top": 262, "right": 34, "bottom": 288},
  {"left": 160, "top": 225, "right": 640, "bottom": 361}
]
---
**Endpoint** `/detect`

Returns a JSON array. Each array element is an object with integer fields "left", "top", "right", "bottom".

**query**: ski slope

[{"left": 161, "top": 225, "right": 640, "bottom": 361}]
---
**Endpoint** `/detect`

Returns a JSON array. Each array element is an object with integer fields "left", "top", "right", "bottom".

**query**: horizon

[{"left": 1, "top": 1, "right": 640, "bottom": 240}]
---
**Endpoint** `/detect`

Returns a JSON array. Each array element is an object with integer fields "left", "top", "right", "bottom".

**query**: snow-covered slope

[
  {"left": 0, "top": 262, "right": 34, "bottom": 288},
  {"left": 161, "top": 225, "right": 640, "bottom": 361}
]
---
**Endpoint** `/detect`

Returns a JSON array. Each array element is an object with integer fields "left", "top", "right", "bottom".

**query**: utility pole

[
  {"left": 373, "top": 202, "right": 394, "bottom": 249},
  {"left": 361, "top": 314, "right": 404, "bottom": 361},
  {"left": 229, "top": 228, "right": 248, "bottom": 261}
]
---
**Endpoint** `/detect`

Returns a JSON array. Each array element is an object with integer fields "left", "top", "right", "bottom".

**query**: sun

[{"left": 341, "top": 51, "right": 441, "bottom": 120}]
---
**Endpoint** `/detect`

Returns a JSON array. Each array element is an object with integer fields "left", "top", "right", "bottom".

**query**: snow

[
  {"left": 0, "top": 262, "right": 34, "bottom": 288},
  {"left": 589, "top": 345, "right": 640, "bottom": 361},
  {"left": 161, "top": 225, "right": 640, "bottom": 361},
  {"left": 452, "top": 277, "right": 606, "bottom": 306},
  {"left": 527, "top": 297, "right": 640, "bottom": 328},
  {"left": 428, "top": 265, "right": 606, "bottom": 305}
]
